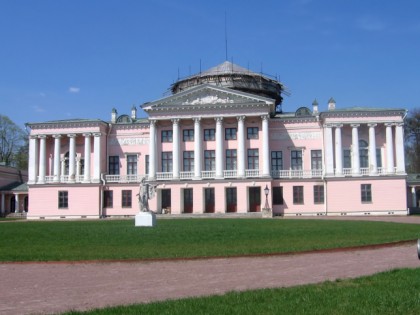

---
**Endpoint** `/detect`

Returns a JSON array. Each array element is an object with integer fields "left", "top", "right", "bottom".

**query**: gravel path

[{"left": 0, "top": 242, "right": 419, "bottom": 315}]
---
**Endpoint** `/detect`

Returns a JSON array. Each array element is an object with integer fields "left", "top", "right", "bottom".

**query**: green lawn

[
  {"left": 0, "top": 218, "right": 419, "bottom": 262},
  {"left": 65, "top": 267, "right": 420, "bottom": 315}
]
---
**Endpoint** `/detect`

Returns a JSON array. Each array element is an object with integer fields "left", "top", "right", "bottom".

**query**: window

[
  {"left": 145, "top": 155, "right": 149, "bottom": 175},
  {"left": 343, "top": 149, "right": 351, "bottom": 168},
  {"left": 247, "top": 149, "right": 259, "bottom": 169},
  {"left": 108, "top": 156, "right": 120, "bottom": 175},
  {"left": 204, "top": 150, "right": 216, "bottom": 171},
  {"left": 226, "top": 187, "right": 237, "bottom": 212},
  {"left": 311, "top": 150, "right": 322, "bottom": 170},
  {"left": 291, "top": 150, "right": 303, "bottom": 170},
  {"left": 104, "top": 191, "right": 113, "bottom": 208},
  {"left": 204, "top": 129, "right": 215, "bottom": 141},
  {"left": 225, "top": 128, "right": 237, "bottom": 140},
  {"left": 122, "top": 190, "right": 132, "bottom": 208},
  {"left": 127, "top": 155, "right": 137, "bottom": 175},
  {"left": 293, "top": 186, "right": 304, "bottom": 204},
  {"left": 313, "top": 185, "right": 324, "bottom": 204},
  {"left": 183, "top": 151, "right": 194, "bottom": 171},
  {"left": 183, "top": 129, "right": 194, "bottom": 142},
  {"left": 271, "top": 151, "right": 283, "bottom": 171},
  {"left": 226, "top": 149, "right": 237, "bottom": 170},
  {"left": 361, "top": 184, "right": 372, "bottom": 203},
  {"left": 247, "top": 127, "right": 259, "bottom": 139},
  {"left": 162, "top": 152, "right": 173, "bottom": 172},
  {"left": 272, "top": 187, "right": 284, "bottom": 205},
  {"left": 58, "top": 191, "right": 68, "bottom": 208},
  {"left": 162, "top": 130, "right": 173, "bottom": 143},
  {"left": 359, "top": 140, "right": 369, "bottom": 168},
  {"left": 376, "top": 148, "right": 382, "bottom": 168}
]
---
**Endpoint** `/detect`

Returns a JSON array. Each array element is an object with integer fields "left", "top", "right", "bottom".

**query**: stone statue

[{"left": 137, "top": 177, "right": 158, "bottom": 212}]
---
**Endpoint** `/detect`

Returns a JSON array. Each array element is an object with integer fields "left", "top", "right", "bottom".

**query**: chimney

[
  {"left": 111, "top": 108, "right": 117, "bottom": 123},
  {"left": 312, "top": 99, "right": 319, "bottom": 114},
  {"left": 328, "top": 97, "right": 336, "bottom": 111},
  {"left": 131, "top": 105, "right": 137, "bottom": 120}
]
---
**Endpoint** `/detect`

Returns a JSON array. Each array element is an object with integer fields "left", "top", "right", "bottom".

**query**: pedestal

[
  {"left": 135, "top": 212, "right": 156, "bottom": 227},
  {"left": 262, "top": 208, "right": 273, "bottom": 218}
]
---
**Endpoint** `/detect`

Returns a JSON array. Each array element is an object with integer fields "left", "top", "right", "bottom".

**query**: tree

[
  {"left": 404, "top": 109, "right": 420, "bottom": 173},
  {"left": 0, "top": 115, "right": 27, "bottom": 168}
]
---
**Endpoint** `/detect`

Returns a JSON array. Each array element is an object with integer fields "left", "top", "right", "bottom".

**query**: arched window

[{"left": 359, "top": 140, "right": 369, "bottom": 168}]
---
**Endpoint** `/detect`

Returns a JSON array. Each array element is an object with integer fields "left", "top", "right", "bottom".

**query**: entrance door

[
  {"left": 183, "top": 188, "right": 193, "bottom": 213},
  {"left": 161, "top": 189, "right": 171, "bottom": 212},
  {"left": 10, "top": 197, "right": 16, "bottom": 213},
  {"left": 226, "top": 187, "right": 237, "bottom": 213},
  {"left": 249, "top": 187, "right": 261, "bottom": 212},
  {"left": 204, "top": 188, "right": 215, "bottom": 213}
]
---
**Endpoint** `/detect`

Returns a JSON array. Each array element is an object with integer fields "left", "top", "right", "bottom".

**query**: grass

[
  {"left": 65, "top": 267, "right": 420, "bottom": 314},
  {"left": 0, "top": 218, "right": 419, "bottom": 262}
]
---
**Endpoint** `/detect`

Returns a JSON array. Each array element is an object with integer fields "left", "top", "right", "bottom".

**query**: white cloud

[{"left": 68, "top": 86, "right": 80, "bottom": 94}]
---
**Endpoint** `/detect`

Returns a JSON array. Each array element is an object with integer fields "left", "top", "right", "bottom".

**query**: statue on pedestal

[{"left": 137, "top": 177, "right": 158, "bottom": 212}]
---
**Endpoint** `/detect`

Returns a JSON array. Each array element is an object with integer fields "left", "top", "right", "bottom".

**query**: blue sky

[{"left": 1, "top": 0, "right": 420, "bottom": 129}]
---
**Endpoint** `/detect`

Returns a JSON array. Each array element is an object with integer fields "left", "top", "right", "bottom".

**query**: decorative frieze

[{"left": 270, "top": 132, "right": 321, "bottom": 140}]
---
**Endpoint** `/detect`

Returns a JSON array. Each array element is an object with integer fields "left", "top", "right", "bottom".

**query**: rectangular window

[
  {"left": 247, "top": 149, "right": 259, "bottom": 169},
  {"left": 272, "top": 186, "right": 284, "bottom": 205},
  {"left": 183, "top": 188, "right": 193, "bottom": 213},
  {"left": 376, "top": 148, "right": 382, "bottom": 168},
  {"left": 162, "top": 152, "right": 173, "bottom": 172},
  {"left": 226, "top": 149, "right": 237, "bottom": 170},
  {"left": 225, "top": 128, "right": 237, "bottom": 140},
  {"left": 311, "top": 150, "right": 322, "bottom": 170},
  {"left": 293, "top": 186, "right": 304, "bottom": 204},
  {"left": 104, "top": 190, "right": 113, "bottom": 208},
  {"left": 145, "top": 155, "right": 149, "bottom": 175},
  {"left": 226, "top": 187, "right": 237, "bottom": 212},
  {"left": 343, "top": 149, "right": 351, "bottom": 168},
  {"left": 183, "top": 151, "right": 194, "bottom": 171},
  {"left": 247, "top": 127, "right": 259, "bottom": 139},
  {"left": 122, "top": 190, "right": 132, "bottom": 208},
  {"left": 291, "top": 150, "right": 303, "bottom": 170},
  {"left": 183, "top": 129, "right": 194, "bottom": 142},
  {"left": 204, "top": 150, "right": 216, "bottom": 171},
  {"left": 127, "top": 155, "right": 137, "bottom": 175},
  {"left": 161, "top": 130, "right": 173, "bottom": 143},
  {"left": 361, "top": 184, "right": 372, "bottom": 203},
  {"left": 204, "top": 129, "right": 215, "bottom": 141},
  {"left": 313, "top": 185, "right": 324, "bottom": 204},
  {"left": 108, "top": 156, "right": 120, "bottom": 175},
  {"left": 271, "top": 151, "right": 283, "bottom": 171},
  {"left": 360, "top": 148, "right": 369, "bottom": 168},
  {"left": 58, "top": 191, "right": 68, "bottom": 209}
]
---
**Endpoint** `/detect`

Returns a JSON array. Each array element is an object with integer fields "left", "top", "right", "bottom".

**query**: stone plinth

[
  {"left": 262, "top": 208, "right": 273, "bottom": 218},
  {"left": 135, "top": 212, "right": 156, "bottom": 227}
]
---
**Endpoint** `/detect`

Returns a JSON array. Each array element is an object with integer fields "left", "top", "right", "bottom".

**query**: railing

[
  {"left": 245, "top": 169, "right": 261, "bottom": 177},
  {"left": 156, "top": 172, "right": 173, "bottom": 180},
  {"left": 105, "top": 174, "right": 145, "bottom": 183},
  {"left": 271, "top": 169, "right": 323, "bottom": 179},
  {"left": 180, "top": 171, "right": 194, "bottom": 180},
  {"left": 223, "top": 170, "right": 237, "bottom": 178},
  {"left": 201, "top": 171, "right": 216, "bottom": 179}
]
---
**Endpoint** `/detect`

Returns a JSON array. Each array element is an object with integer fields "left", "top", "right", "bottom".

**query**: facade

[
  {"left": 26, "top": 61, "right": 408, "bottom": 219},
  {"left": 0, "top": 164, "right": 28, "bottom": 216}
]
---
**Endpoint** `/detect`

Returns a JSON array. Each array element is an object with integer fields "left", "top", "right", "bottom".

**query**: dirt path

[{"left": 1, "top": 242, "right": 419, "bottom": 315}]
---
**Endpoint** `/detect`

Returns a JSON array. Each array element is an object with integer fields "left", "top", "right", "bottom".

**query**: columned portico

[
  {"left": 14, "top": 194, "right": 19, "bottom": 213},
  {"left": 237, "top": 116, "right": 246, "bottom": 178},
  {"left": 68, "top": 134, "right": 77, "bottom": 183},
  {"left": 324, "top": 125, "right": 334, "bottom": 175},
  {"left": 148, "top": 120, "right": 156, "bottom": 180},
  {"left": 385, "top": 123, "right": 395, "bottom": 174},
  {"left": 53, "top": 135, "right": 61, "bottom": 183},
  {"left": 172, "top": 119, "right": 180, "bottom": 179},
  {"left": 215, "top": 117, "right": 224, "bottom": 178},
  {"left": 395, "top": 123, "right": 405, "bottom": 174},
  {"left": 334, "top": 124, "right": 343, "bottom": 176},
  {"left": 368, "top": 123, "right": 377, "bottom": 175},
  {"left": 351, "top": 124, "right": 360, "bottom": 175},
  {"left": 28, "top": 136, "right": 39, "bottom": 184},
  {"left": 38, "top": 135, "right": 47, "bottom": 184},
  {"left": 194, "top": 118, "right": 202, "bottom": 179},
  {"left": 83, "top": 133, "right": 91, "bottom": 182},
  {"left": 262, "top": 115, "right": 270, "bottom": 177},
  {"left": 93, "top": 133, "right": 101, "bottom": 183},
  {"left": 1, "top": 193, "right": 5, "bottom": 215}
]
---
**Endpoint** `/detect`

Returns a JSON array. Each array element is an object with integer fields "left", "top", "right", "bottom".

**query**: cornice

[
  {"left": 320, "top": 110, "right": 405, "bottom": 119},
  {"left": 29, "top": 121, "right": 107, "bottom": 130}
]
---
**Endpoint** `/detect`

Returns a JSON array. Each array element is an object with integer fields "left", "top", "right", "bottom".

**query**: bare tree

[
  {"left": 0, "top": 115, "right": 27, "bottom": 167},
  {"left": 405, "top": 109, "right": 420, "bottom": 173}
]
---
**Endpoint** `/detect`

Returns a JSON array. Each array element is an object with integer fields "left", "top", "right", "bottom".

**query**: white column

[
  {"left": 1, "top": 193, "right": 5, "bottom": 216},
  {"left": 385, "top": 123, "right": 395, "bottom": 174},
  {"left": 334, "top": 124, "right": 343, "bottom": 176},
  {"left": 324, "top": 125, "right": 334, "bottom": 175},
  {"left": 83, "top": 133, "right": 91, "bottom": 182},
  {"left": 93, "top": 133, "right": 102, "bottom": 183},
  {"left": 215, "top": 117, "right": 224, "bottom": 178},
  {"left": 28, "top": 136, "right": 39, "bottom": 184},
  {"left": 237, "top": 116, "right": 246, "bottom": 178},
  {"left": 412, "top": 187, "right": 417, "bottom": 208},
  {"left": 351, "top": 124, "right": 360, "bottom": 175},
  {"left": 194, "top": 117, "right": 202, "bottom": 179},
  {"left": 368, "top": 123, "right": 377, "bottom": 175},
  {"left": 68, "top": 134, "right": 76, "bottom": 182},
  {"left": 52, "top": 135, "right": 61, "bottom": 182},
  {"left": 15, "top": 194, "right": 19, "bottom": 213},
  {"left": 60, "top": 158, "right": 65, "bottom": 180},
  {"left": 262, "top": 115, "right": 270, "bottom": 177},
  {"left": 395, "top": 123, "right": 405, "bottom": 174},
  {"left": 38, "top": 135, "right": 47, "bottom": 184},
  {"left": 148, "top": 120, "right": 156, "bottom": 180},
  {"left": 172, "top": 119, "right": 180, "bottom": 179},
  {"left": 76, "top": 156, "right": 81, "bottom": 180}
]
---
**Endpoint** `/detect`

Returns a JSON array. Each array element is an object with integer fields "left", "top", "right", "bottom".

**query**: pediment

[{"left": 142, "top": 84, "right": 274, "bottom": 112}]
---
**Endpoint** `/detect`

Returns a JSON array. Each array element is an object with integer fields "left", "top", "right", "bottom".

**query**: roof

[
  {"left": 0, "top": 181, "right": 28, "bottom": 192},
  {"left": 26, "top": 118, "right": 107, "bottom": 125}
]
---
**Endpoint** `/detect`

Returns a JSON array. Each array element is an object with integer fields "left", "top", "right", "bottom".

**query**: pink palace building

[{"left": 26, "top": 61, "right": 408, "bottom": 219}]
